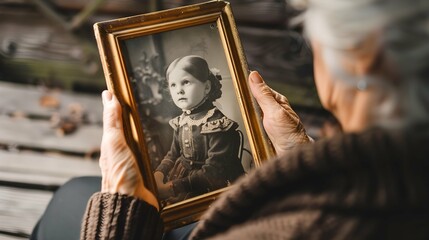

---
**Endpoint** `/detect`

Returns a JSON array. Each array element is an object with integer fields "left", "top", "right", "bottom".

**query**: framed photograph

[{"left": 93, "top": 0, "right": 274, "bottom": 230}]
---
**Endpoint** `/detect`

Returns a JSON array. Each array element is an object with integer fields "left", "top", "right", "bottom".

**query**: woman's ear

[{"left": 205, "top": 81, "right": 212, "bottom": 95}]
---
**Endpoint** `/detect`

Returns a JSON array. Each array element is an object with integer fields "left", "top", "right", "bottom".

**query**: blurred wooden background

[{"left": 0, "top": 0, "right": 339, "bottom": 239}]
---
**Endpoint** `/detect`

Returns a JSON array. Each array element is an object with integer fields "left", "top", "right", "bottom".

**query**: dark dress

[{"left": 156, "top": 102, "right": 245, "bottom": 203}]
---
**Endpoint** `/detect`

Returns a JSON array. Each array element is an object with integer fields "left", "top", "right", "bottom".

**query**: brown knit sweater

[{"left": 81, "top": 126, "right": 429, "bottom": 239}]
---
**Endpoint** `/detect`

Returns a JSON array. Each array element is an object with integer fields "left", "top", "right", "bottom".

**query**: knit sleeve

[{"left": 80, "top": 192, "right": 163, "bottom": 240}]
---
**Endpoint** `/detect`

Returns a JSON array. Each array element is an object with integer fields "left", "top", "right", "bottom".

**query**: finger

[
  {"left": 271, "top": 93, "right": 301, "bottom": 127},
  {"left": 271, "top": 89, "right": 297, "bottom": 117},
  {"left": 102, "top": 90, "right": 123, "bottom": 132},
  {"left": 249, "top": 71, "right": 277, "bottom": 106},
  {"left": 248, "top": 71, "right": 297, "bottom": 113},
  {"left": 249, "top": 71, "right": 289, "bottom": 118},
  {"left": 249, "top": 72, "right": 302, "bottom": 127},
  {"left": 270, "top": 88, "right": 291, "bottom": 106}
]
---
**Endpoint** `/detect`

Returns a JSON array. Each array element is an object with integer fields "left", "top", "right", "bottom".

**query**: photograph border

[{"left": 93, "top": 0, "right": 275, "bottom": 230}]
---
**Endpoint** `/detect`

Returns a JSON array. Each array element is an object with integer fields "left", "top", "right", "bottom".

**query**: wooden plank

[
  {"left": 161, "top": 0, "right": 289, "bottom": 25},
  {"left": 0, "top": 150, "right": 100, "bottom": 186},
  {"left": 0, "top": 233, "right": 27, "bottom": 240},
  {"left": 0, "top": 186, "right": 52, "bottom": 237},
  {"left": 51, "top": 0, "right": 150, "bottom": 14},
  {"left": 0, "top": 116, "right": 102, "bottom": 155},
  {"left": 0, "top": 8, "right": 86, "bottom": 62},
  {"left": 0, "top": 8, "right": 106, "bottom": 90},
  {"left": 0, "top": 0, "right": 149, "bottom": 14},
  {"left": 0, "top": 81, "right": 103, "bottom": 124}
]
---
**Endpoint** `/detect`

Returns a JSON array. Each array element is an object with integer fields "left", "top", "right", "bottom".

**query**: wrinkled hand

[
  {"left": 248, "top": 71, "right": 312, "bottom": 156},
  {"left": 100, "top": 90, "right": 159, "bottom": 210},
  {"left": 154, "top": 171, "right": 173, "bottom": 199}
]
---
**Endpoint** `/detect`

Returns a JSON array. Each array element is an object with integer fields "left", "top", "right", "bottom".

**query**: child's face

[{"left": 168, "top": 68, "right": 210, "bottom": 111}]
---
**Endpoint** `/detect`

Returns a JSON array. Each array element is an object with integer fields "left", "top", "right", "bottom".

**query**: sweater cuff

[{"left": 81, "top": 192, "right": 163, "bottom": 240}]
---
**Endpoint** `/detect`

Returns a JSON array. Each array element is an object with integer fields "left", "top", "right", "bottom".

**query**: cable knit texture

[
  {"left": 190, "top": 126, "right": 429, "bottom": 239},
  {"left": 81, "top": 126, "right": 429, "bottom": 239},
  {"left": 80, "top": 192, "right": 163, "bottom": 240}
]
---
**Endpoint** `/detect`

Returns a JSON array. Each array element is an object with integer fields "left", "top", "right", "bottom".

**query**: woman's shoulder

[{"left": 191, "top": 127, "right": 429, "bottom": 239}]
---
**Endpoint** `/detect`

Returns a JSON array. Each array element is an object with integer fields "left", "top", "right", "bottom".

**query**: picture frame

[{"left": 93, "top": 0, "right": 274, "bottom": 230}]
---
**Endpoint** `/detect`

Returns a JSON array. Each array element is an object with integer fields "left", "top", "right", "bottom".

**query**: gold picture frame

[{"left": 93, "top": 0, "right": 274, "bottom": 230}]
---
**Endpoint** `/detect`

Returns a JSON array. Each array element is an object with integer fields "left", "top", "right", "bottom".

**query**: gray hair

[{"left": 290, "top": 0, "right": 429, "bottom": 128}]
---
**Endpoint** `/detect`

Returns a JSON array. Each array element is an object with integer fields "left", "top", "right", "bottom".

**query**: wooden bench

[
  {"left": 0, "top": 81, "right": 102, "bottom": 239},
  {"left": 0, "top": 2, "right": 332, "bottom": 239}
]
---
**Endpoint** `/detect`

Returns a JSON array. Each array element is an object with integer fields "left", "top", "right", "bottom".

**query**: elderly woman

[{"left": 80, "top": 0, "right": 429, "bottom": 239}]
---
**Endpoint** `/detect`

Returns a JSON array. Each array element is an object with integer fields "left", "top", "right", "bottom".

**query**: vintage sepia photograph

[
  {"left": 121, "top": 24, "right": 254, "bottom": 206},
  {"left": 93, "top": 1, "right": 274, "bottom": 229}
]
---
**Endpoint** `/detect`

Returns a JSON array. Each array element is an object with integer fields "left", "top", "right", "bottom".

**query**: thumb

[
  {"left": 248, "top": 71, "right": 280, "bottom": 115},
  {"left": 102, "top": 90, "right": 123, "bottom": 132}
]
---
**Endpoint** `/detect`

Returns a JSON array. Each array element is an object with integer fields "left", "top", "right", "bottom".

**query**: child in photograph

[{"left": 154, "top": 55, "right": 245, "bottom": 204}]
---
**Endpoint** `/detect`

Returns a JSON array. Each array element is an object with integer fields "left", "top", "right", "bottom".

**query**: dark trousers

[{"left": 30, "top": 176, "right": 196, "bottom": 240}]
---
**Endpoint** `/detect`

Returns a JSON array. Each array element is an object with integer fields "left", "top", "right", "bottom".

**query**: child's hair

[{"left": 165, "top": 55, "right": 222, "bottom": 102}]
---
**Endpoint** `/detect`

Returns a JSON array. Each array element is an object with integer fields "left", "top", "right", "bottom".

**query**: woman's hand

[
  {"left": 248, "top": 71, "right": 312, "bottom": 156},
  {"left": 100, "top": 90, "right": 159, "bottom": 210}
]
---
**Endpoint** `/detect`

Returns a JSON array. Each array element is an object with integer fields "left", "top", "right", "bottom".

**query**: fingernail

[
  {"left": 250, "top": 71, "right": 263, "bottom": 84},
  {"left": 102, "top": 90, "right": 112, "bottom": 103}
]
